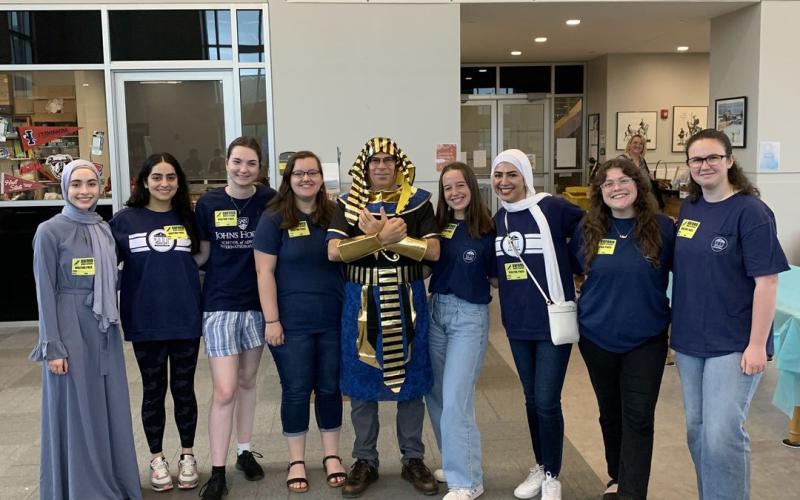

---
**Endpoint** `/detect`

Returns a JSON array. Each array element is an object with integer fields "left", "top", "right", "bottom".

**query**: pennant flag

[
  {"left": 16, "top": 126, "right": 80, "bottom": 152},
  {"left": 19, "top": 162, "right": 45, "bottom": 175},
  {"left": 1, "top": 173, "right": 46, "bottom": 194}
]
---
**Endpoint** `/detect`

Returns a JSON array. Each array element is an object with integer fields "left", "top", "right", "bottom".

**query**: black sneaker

[
  {"left": 236, "top": 450, "right": 265, "bottom": 481},
  {"left": 198, "top": 473, "right": 227, "bottom": 500}
]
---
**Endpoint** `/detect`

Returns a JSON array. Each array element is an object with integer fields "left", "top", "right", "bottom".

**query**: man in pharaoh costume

[{"left": 327, "top": 137, "right": 441, "bottom": 498}]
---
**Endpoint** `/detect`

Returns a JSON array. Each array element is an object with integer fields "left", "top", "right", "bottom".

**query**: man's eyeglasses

[
  {"left": 291, "top": 170, "right": 321, "bottom": 179},
  {"left": 369, "top": 156, "right": 397, "bottom": 167},
  {"left": 600, "top": 177, "right": 634, "bottom": 190},
  {"left": 687, "top": 154, "right": 729, "bottom": 168}
]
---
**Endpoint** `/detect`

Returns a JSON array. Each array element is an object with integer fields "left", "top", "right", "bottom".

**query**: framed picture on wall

[
  {"left": 588, "top": 113, "right": 600, "bottom": 163},
  {"left": 715, "top": 96, "right": 747, "bottom": 148},
  {"left": 616, "top": 111, "right": 657, "bottom": 150},
  {"left": 672, "top": 106, "right": 708, "bottom": 152}
]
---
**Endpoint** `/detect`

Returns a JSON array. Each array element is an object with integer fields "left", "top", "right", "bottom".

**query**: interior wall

[
  {"left": 268, "top": 1, "right": 460, "bottom": 195},
  {"left": 754, "top": 0, "right": 800, "bottom": 263},
  {"left": 604, "top": 53, "right": 709, "bottom": 167},
  {"left": 586, "top": 55, "right": 608, "bottom": 162},
  {"left": 709, "top": 3, "right": 760, "bottom": 173}
]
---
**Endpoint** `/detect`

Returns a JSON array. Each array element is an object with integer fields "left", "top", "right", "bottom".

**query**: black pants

[
  {"left": 579, "top": 332, "right": 668, "bottom": 500},
  {"left": 132, "top": 338, "right": 201, "bottom": 454}
]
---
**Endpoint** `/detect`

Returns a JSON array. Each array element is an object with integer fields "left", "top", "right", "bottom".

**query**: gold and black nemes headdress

[{"left": 344, "top": 136, "right": 417, "bottom": 226}]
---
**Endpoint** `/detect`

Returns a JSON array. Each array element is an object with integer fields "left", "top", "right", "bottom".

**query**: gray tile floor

[{"left": 1, "top": 300, "right": 798, "bottom": 499}]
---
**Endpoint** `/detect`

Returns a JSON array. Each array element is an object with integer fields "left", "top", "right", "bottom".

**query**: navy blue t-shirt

[
  {"left": 110, "top": 207, "right": 202, "bottom": 342},
  {"left": 570, "top": 214, "right": 675, "bottom": 353},
  {"left": 253, "top": 209, "right": 344, "bottom": 335},
  {"left": 195, "top": 185, "right": 276, "bottom": 311},
  {"left": 671, "top": 193, "right": 789, "bottom": 358},
  {"left": 429, "top": 221, "right": 496, "bottom": 305},
  {"left": 494, "top": 196, "right": 584, "bottom": 341}
]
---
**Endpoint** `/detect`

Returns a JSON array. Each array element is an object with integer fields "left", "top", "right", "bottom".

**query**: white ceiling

[{"left": 461, "top": 1, "right": 756, "bottom": 63}]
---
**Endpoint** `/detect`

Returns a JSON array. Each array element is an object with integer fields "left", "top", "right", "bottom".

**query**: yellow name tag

[
  {"left": 505, "top": 262, "right": 528, "bottom": 280},
  {"left": 598, "top": 239, "right": 617, "bottom": 255},
  {"left": 71, "top": 257, "right": 95, "bottom": 276},
  {"left": 214, "top": 210, "right": 238, "bottom": 227},
  {"left": 164, "top": 225, "right": 189, "bottom": 240},
  {"left": 678, "top": 219, "right": 701, "bottom": 239},
  {"left": 440, "top": 223, "right": 458, "bottom": 239},
  {"left": 288, "top": 221, "right": 311, "bottom": 238}
]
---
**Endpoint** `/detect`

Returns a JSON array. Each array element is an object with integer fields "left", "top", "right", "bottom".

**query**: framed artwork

[
  {"left": 588, "top": 113, "right": 600, "bottom": 162},
  {"left": 616, "top": 111, "right": 657, "bottom": 150},
  {"left": 672, "top": 106, "right": 708, "bottom": 152},
  {"left": 715, "top": 96, "right": 747, "bottom": 148}
]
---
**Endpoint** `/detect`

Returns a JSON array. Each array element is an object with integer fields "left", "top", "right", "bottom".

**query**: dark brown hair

[
  {"left": 684, "top": 128, "right": 759, "bottom": 202},
  {"left": 226, "top": 136, "right": 263, "bottom": 165},
  {"left": 267, "top": 150, "right": 335, "bottom": 229},
  {"left": 435, "top": 162, "right": 494, "bottom": 239},
  {"left": 126, "top": 153, "right": 199, "bottom": 253},
  {"left": 583, "top": 158, "right": 661, "bottom": 271}
]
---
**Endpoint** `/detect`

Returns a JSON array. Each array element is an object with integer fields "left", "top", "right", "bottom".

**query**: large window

[
  {"left": 0, "top": 70, "right": 109, "bottom": 202},
  {"left": 0, "top": 11, "right": 103, "bottom": 64}
]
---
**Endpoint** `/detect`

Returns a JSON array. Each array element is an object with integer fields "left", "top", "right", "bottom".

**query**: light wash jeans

[
  {"left": 676, "top": 352, "right": 762, "bottom": 500},
  {"left": 425, "top": 293, "right": 489, "bottom": 489}
]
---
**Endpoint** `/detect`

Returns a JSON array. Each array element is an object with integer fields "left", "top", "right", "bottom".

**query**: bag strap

[{"left": 504, "top": 211, "right": 553, "bottom": 306}]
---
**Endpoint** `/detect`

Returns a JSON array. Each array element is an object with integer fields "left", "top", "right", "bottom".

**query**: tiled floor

[{"left": 1, "top": 300, "right": 798, "bottom": 499}]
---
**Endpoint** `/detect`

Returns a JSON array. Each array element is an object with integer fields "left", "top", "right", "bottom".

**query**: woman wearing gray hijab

[{"left": 29, "top": 159, "right": 142, "bottom": 499}]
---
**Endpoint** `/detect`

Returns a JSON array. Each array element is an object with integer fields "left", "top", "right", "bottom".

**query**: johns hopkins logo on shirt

[
  {"left": 129, "top": 229, "right": 191, "bottom": 254},
  {"left": 463, "top": 249, "right": 477, "bottom": 263},
  {"left": 711, "top": 236, "right": 728, "bottom": 253},
  {"left": 237, "top": 217, "right": 250, "bottom": 230},
  {"left": 495, "top": 231, "right": 544, "bottom": 257}
]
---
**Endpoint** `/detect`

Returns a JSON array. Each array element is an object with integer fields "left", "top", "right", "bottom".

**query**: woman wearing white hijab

[
  {"left": 30, "top": 160, "right": 142, "bottom": 499},
  {"left": 491, "top": 150, "right": 583, "bottom": 500}
]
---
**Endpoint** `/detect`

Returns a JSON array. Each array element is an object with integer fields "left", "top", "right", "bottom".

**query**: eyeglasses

[
  {"left": 687, "top": 154, "right": 729, "bottom": 168},
  {"left": 369, "top": 156, "right": 397, "bottom": 167},
  {"left": 600, "top": 177, "right": 634, "bottom": 190},
  {"left": 291, "top": 169, "right": 321, "bottom": 179}
]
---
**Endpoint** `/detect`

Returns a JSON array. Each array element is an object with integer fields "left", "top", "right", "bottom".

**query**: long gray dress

[{"left": 29, "top": 215, "right": 142, "bottom": 500}]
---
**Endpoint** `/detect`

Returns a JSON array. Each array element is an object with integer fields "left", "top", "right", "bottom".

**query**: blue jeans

[
  {"left": 425, "top": 294, "right": 489, "bottom": 489},
  {"left": 676, "top": 352, "right": 762, "bottom": 500},
  {"left": 508, "top": 338, "right": 572, "bottom": 477},
  {"left": 268, "top": 329, "right": 342, "bottom": 436}
]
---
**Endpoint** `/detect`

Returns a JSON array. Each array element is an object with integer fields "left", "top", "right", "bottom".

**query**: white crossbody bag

[{"left": 504, "top": 212, "right": 579, "bottom": 345}]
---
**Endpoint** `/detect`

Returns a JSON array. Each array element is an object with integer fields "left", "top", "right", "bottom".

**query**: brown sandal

[
  {"left": 323, "top": 455, "right": 347, "bottom": 488},
  {"left": 286, "top": 460, "right": 309, "bottom": 493}
]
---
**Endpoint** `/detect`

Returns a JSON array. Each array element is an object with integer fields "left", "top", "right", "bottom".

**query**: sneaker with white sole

[
  {"left": 513, "top": 464, "right": 544, "bottom": 499},
  {"left": 150, "top": 456, "right": 174, "bottom": 492},
  {"left": 434, "top": 468, "right": 447, "bottom": 483},
  {"left": 443, "top": 485, "right": 484, "bottom": 500},
  {"left": 541, "top": 473, "right": 562, "bottom": 500},
  {"left": 177, "top": 454, "right": 199, "bottom": 489}
]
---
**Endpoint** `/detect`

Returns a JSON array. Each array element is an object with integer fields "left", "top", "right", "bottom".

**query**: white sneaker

[
  {"left": 541, "top": 473, "right": 562, "bottom": 500},
  {"left": 177, "top": 454, "right": 199, "bottom": 489},
  {"left": 150, "top": 456, "right": 174, "bottom": 492},
  {"left": 443, "top": 485, "right": 484, "bottom": 500},
  {"left": 434, "top": 468, "right": 447, "bottom": 483},
  {"left": 513, "top": 464, "right": 544, "bottom": 499}
]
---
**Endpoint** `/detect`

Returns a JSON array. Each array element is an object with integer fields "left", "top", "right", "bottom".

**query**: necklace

[
  {"left": 612, "top": 220, "right": 632, "bottom": 239},
  {"left": 228, "top": 186, "right": 256, "bottom": 215}
]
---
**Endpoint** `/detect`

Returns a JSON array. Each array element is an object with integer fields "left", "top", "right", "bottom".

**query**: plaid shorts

[{"left": 202, "top": 310, "right": 266, "bottom": 357}]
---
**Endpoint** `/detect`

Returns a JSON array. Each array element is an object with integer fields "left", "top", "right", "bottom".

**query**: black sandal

[
  {"left": 286, "top": 460, "right": 309, "bottom": 493},
  {"left": 322, "top": 455, "right": 347, "bottom": 488}
]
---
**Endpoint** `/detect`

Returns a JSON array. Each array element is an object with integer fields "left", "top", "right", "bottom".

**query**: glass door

[
  {"left": 498, "top": 99, "right": 550, "bottom": 193},
  {"left": 113, "top": 71, "right": 237, "bottom": 209}
]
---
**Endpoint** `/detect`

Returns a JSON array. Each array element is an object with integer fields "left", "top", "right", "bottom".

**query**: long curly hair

[
  {"left": 684, "top": 128, "right": 759, "bottom": 202},
  {"left": 267, "top": 150, "right": 335, "bottom": 229},
  {"left": 126, "top": 153, "right": 199, "bottom": 253},
  {"left": 435, "top": 162, "right": 494, "bottom": 239},
  {"left": 583, "top": 158, "right": 661, "bottom": 271}
]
